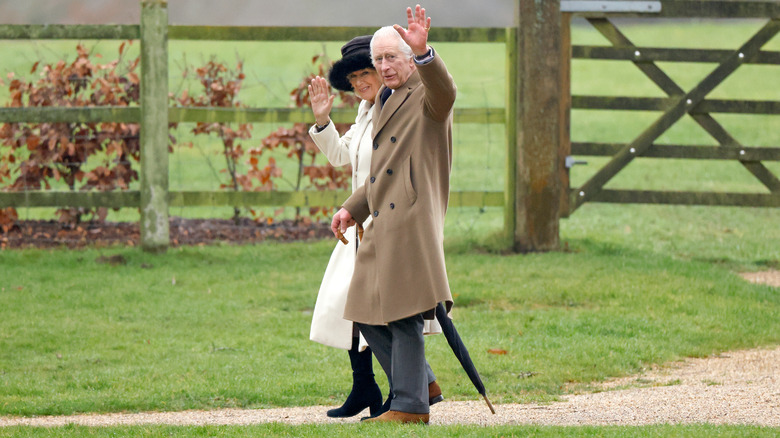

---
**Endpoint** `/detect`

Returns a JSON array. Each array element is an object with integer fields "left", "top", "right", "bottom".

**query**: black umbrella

[{"left": 435, "top": 302, "right": 496, "bottom": 414}]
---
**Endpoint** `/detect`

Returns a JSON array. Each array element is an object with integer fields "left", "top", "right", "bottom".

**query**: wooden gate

[{"left": 561, "top": 1, "right": 780, "bottom": 216}]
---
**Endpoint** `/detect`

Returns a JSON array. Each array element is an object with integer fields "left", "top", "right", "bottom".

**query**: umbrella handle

[
  {"left": 337, "top": 225, "right": 364, "bottom": 245},
  {"left": 483, "top": 394, "right": 496, "bottom": 415}
]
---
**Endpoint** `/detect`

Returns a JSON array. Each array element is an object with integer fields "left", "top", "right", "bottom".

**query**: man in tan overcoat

[{"left": 330, "top": 4, "right": 456, "bottom": 424}]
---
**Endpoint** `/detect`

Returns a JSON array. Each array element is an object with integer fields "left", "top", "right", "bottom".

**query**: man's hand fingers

[
  {"left": 331, "top": 211, "right": 350, "bottom": 245},
  {"left": 331, "top": 215, "right": 341, "bottom": 237},
  {"left": 336, "top": 229, "right": 348, "bottom": 245},
  {"left": 393, "top": 23, "right": 406, "bottom": 39}
]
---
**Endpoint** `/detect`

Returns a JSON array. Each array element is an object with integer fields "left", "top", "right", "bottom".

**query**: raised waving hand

[
  {"left": 308, "top": 76, "right": 334, "bottom": 127},
  {"left": 393, "top": 4, "right": 431, "bottom": 57}
]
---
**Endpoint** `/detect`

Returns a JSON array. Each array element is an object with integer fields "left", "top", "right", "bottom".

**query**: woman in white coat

[{"left": 307, "top": 35, "right": 384, "bottom": 418}]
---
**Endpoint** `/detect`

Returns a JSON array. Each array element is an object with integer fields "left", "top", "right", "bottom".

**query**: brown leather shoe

[
  {"left": 428, "top": 381, "right": 443, "bottom": 405},
  {"left": 362, "top": 410, "right": 429, "bottom": 424}
]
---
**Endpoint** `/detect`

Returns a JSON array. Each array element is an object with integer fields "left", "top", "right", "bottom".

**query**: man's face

[{"left": 372, "top": 36, "right": 415, "bottom": 90}]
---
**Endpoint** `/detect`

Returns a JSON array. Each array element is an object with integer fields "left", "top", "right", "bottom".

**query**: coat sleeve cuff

[
  {"left": 342, "top": 184, "right": 370, "bottom": 224},
  {"left": 413, "top": 47, "right": 435, "bottom": 65}
]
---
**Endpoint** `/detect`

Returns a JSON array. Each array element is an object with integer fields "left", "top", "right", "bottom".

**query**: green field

[{"left": 1, "top": 19, "right": 779, "bottom": 437}]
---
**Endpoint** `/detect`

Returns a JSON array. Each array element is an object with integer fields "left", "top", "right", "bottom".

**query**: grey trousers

[{"left": 357, "top": 314, "right": 435, "bottom": 414}]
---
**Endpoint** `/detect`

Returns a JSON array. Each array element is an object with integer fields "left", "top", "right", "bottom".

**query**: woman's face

[{"left": 347, "top": 68, "right": 382, "bottom": 104}]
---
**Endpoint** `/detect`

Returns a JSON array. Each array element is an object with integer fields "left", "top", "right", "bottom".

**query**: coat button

[
  {"left": 373, "top": 142, "right": 379, "bottom": 150},
  {"left": 390, "top": 137, "right": 396, "bottom": 143},
  {"left": 370, "top": 176, "right": 375, "bottom": 183},
  {"left": 386, "top": 169, "right": 393, "bottom": 175},
  {"left": 373, "top": 211, "right": 379, "bottom": 217},
  {"left": 390, "top": 203, "right": 395, "bottom": 209}
]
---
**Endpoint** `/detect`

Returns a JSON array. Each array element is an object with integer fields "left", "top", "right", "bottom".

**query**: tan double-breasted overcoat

[{"left": 342, "top": 51, "right": 455, "bottom": 325}]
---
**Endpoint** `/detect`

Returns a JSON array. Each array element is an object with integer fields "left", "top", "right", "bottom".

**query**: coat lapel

[{"left": 372, "top": 71, "right": 422, "bottom": 138}]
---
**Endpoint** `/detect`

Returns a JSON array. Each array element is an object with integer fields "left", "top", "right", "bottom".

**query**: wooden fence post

[
  {"left": 513, "top": 0, "right": 564, "bottom": 251},
  {"left": 504, "top": 26, "right": 518, "bottom": 245},
  {"left": 140, "top": 0, "right": 169, "bottom": 252},
  {"left": 559, "top": 12, "right": 572, "bottom": 219}
]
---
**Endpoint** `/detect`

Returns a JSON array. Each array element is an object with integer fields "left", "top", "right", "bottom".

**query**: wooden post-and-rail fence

[
  {"left": 1, "top": 0, "right": 779, "bottom": 253},
  {"left": 0, "top": 0, "right": 508, "bottom": 252}
]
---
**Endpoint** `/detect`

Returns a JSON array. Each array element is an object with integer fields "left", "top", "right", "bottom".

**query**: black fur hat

[{"left": 328, "top": 35, "right": 374, "bottom": 92}]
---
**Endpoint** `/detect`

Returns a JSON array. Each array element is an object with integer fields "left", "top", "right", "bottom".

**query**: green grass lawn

[
  {"left": 1, "top": 19, "right": 779, "bottom": 437},
  {"left": 1, "top": 202, "right": 779, "bottom": 416}
]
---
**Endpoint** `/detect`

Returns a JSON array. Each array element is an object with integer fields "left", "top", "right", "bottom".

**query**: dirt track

[{"left": 2, "top": 346, "right": 778, "bottom": 427}]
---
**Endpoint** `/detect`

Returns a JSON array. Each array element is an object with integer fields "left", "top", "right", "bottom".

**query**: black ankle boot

[{"left": 327, "top": 339, "right": 383, "bottom": 418}]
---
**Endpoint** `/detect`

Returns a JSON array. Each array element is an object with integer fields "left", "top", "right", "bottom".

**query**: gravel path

[
  {"left": 741, "top": 269, "right": 780, "bottom": 288},
  {"left": 2, "top": 346, "right": 778, "bottom": 427}
]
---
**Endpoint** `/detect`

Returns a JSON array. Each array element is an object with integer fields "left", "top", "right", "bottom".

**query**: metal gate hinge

[{"left": 565, "top": 156, "right": 588, "bottom": 168}]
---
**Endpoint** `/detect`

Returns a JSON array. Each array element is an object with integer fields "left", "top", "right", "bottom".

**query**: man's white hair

[{"left": 370, "top": 25, "right": 414, "bottom": 65}]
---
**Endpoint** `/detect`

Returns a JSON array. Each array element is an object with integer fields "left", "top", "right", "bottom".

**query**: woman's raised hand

[{"left": 308, "top": 76, "right": 335, "bottom": 126}]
